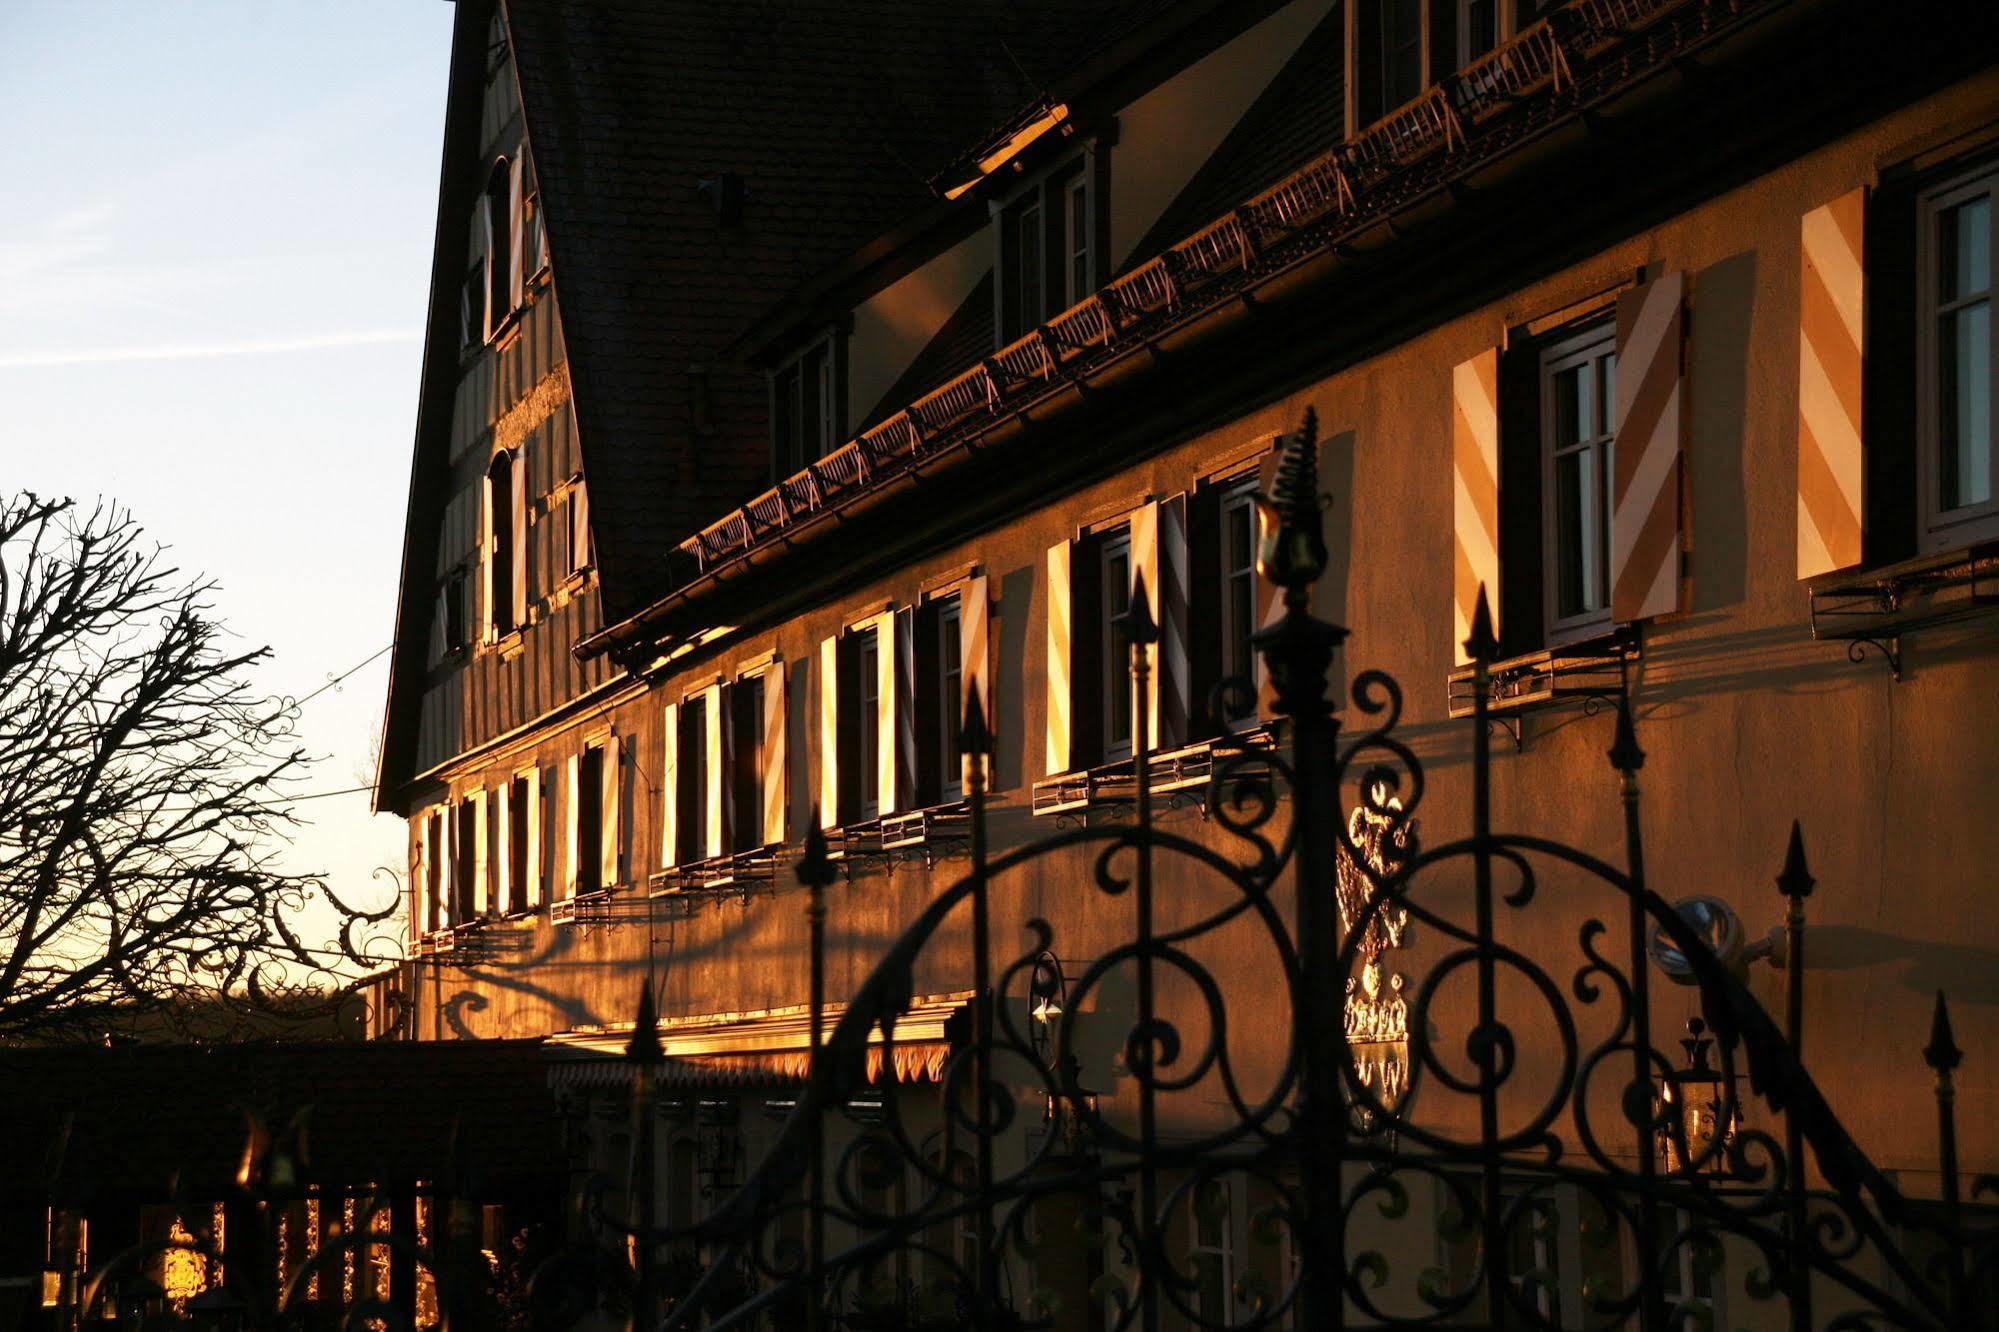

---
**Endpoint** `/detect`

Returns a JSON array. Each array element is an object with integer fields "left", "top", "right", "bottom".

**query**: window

[
  {"left": 772, "top": 336, "right": 837, "bottom": 480},
  {"left": 422, "top": 811, "right": 444, "bottom": 933},
  {"left": 1353, "top": 0, "right": 1427, "bottom": 128},
  {"left": 1540, "top": 323, "right": 1618, "bottom": 640},
  {"left": 1919, "top": 164, "right": 1999, "bottom": 550},
  {"left": 678, "top": 696, "right": 708, "bottom": 864},
  {"left": 1189, "top": 1177, "right": 1237, "bottom": 1326},
  {"left": 577, "top": 743, "right": 604, "bottom": 895},
  {"left": 441, "top": 570, "right": 469, "bottom": 656},
  {"left": 998, "top": 158, "right": 1093, "bottom": 343},
  {"left": 729, "top": 677, "right": 766, "bottom": 853},
  {"left": 1100, "top": 528, "right": 1133, "bottom": 760},
  {"left": 1219, "top": 478, "right": 1260, "bottom": 709},
  {"left": 451, "top": 800, "right": 476, "bottom": 922},
  {"left": 855, "top": 628, "right": 881, "bottom": 821},
  {"left": 1502, "top": 1193, "right": 1561, "bottom": 1324},
  {"left": 505, "top": 773, "right": 530, "bottom": 914},
  {"left": 937, "top": 598, "right": 964, "bottom": 802},
  {"left": 1457, "top": 0, "right": 1498, "bottom": 66},
  {"left": 460, "top": 262, "right": 485, "bottom": 353},
  {"left": 485, "top": 451, "right": 520, "bottom": 639}
]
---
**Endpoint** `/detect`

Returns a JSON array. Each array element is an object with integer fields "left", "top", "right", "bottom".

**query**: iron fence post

[
  {"left": 1923, "top": 991, "right": 1963, "bottom": 1325},
  {"left": 1607, "top": 682, "right": 1662, "bottom": 1332},
  {"left": 1128, "top": 586, "right": 1161, "bottom": 1332},
  {"left": 807, "top": 830, "right": 829, "bottom": 1332},
  {"left": 964, "top": 692, "right": 999, "bottom": 1332},
  {"left": 1776, "top": 822, "right": 1815, "bottom": 1332},
  {"left": 1251, "top": 412, "right": 1347, "bottom": 1332},
  {"left": 1464, "top": 592, "right": 1506, "bottom": 1329},
  {"left": 627, "top": 983, "right": 664, "bottom": 1332}
]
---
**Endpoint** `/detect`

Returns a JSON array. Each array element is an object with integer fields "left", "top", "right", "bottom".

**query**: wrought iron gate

[{"left": 69, "top": 416, "right": 1995, "bottom": 1330}]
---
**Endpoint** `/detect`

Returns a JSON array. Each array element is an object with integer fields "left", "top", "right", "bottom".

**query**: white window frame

[
  {"left": 1188, "top": 1175, "right": 1238, "bottom": 1327},
  {"left": 993, "top": 152, "right": 1096, "bottom": 345},
  {"left": 771, "top": 332, "right": 839, "bottom": 482},
  {"left": 1100, "top": 527, "right": 1134, "bottom": 762},
  {"left": 1539, "top": 322, "right": 1619, "bottom": 643},
  {"left": 1917, "top": 162, "right": 1999, "bottom": 553},
  {"left": 1218, "top": 476, "right": 1261, "bottom": 703}
]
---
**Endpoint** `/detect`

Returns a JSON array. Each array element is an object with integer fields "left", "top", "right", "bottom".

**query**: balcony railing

[{"left": 672, "top": 0, "right": 1727, "bottom": 584}]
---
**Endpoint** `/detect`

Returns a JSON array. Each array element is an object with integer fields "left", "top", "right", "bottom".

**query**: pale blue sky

[{"left": 1, "top": 3, "right": 458, "bottom": 956}]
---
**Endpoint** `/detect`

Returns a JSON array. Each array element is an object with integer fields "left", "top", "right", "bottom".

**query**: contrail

[{"left": 0, "top": 328, "right": 419, "bottom": 368}]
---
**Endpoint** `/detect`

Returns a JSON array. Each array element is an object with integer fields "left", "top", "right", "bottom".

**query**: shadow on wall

[
  {"left": 1687, "top": 248, "right": 1756, "bottom": 616},
  {"left": 1809, "top": 926, "right": 1999, "bottom": 1007}
]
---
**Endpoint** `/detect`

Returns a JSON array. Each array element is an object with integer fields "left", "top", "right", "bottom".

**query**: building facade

[{"left": 372, "top": 0, "right": 1999, "bottom": 1323}]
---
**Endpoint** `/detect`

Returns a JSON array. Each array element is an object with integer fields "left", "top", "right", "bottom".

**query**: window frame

[
  {"left": 1099, "top": 527, "right": 1134, "bottom": 762},
  {"left": 1218, "top": 475, "right": 1262, "bottom": 707},
  {"left": 1538, "top": 320, "right": 1620, "bottom": 644},
  {"left": 484, "top": 450, "right": 520, "bottom": 642},
  {"left": 1916, "top": 161, "right": 1999, "bottom": 552},
  {"left": 855, "top": 626, "right": 882, "bottom": 823},
  {"left": 729, "top": 676, "right": 767, "bottom": 854},
  {"left": 770, "top": 331, "right": 841, "bottom": 483},
  {"left": 482, "top": 156, "right": 516, "bottom": 343},
  {"left": 563, "top": 475, "right": 593, "bottom": 580},
  {"left": 995, "top": 153, "right": 1096, "bottom": 345},
  {"left": 1188, "top": 1175, "right": 1238, "bottom": 1327},
  {"left": 936, "top": 595, "right": 965, "bottom": 804},
  {"left": 577, "top": 740, "right": 605, "bottom": 896}
]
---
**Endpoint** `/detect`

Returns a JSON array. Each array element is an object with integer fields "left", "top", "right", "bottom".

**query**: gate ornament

[{"left": 62, "top": 414, "right": 1999, "bottom": 1330}]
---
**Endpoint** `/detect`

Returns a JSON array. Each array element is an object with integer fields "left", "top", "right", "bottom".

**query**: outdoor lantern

[
  {"left": 1042, "top": 1053, "right": 1101, "bottom": 1160},
  {"left": 1657, "top": 1018, "right": 1738, "bottom": 1176}
]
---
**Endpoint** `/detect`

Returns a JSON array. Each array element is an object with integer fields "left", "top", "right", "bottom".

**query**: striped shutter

[
  {"left": 507, "top": 156, "right": 526, "bottom": 311},
  {"left": 524, "top": 769, "right": 543, "bottom": 908},
  {"left": 1128, "top": 502, "right": 1160, "bottom": 749},
  {"left": 510, "top": 450, "right": 529, "bottom": 626},
  {"left": 819, "top": 637, "right": 840, "bottom": 827},
  {"left": 1611, "top": 272, "right": 1687, "bottom": 623},
  {"left": 960, "top": 575, "right": 991, "bottom": 778},
  {"left": 703, "top": 686, "right": 726, "bottom": 859},
  {"left": 1045, "top": 540, "right": 1073, "bottom": 773},
  {"left": 600, "top": 735, "right": 623, "bottom": 890},
  {"left": 480, "top": 472, "right": 497, "bottom": 644},
  {"left": 571, "top": 481, "right": 591, "bottom": 572},
  {"left": 762, "top": 662, "right": 787, "bottom": 846},
  {"left": 471, "top": 790, "right": 490, "bottom": 915},
  {"left": 1254, "top": 449, "right": 1285, "bottom": 718},
  {"left": 894, "top": 609, "right": 918, "bottom": 811},
  {"left": 1452, "top": 349, "right": 1501, "bottom": 663},
  {"left": 561, "top": 754, "right": 579, "bottom": 900},
  {"left": 660, "top": 701, "right": 680, "bottom": 867},
  {"left": 874, "top": 612, "right": 900, "bottom": 816},
  {"left": 494, "top": 783, "right": 512, "bottom": 913},
  {"left": 1798, "top": 188, "right": 1867, "bottom": 578}
]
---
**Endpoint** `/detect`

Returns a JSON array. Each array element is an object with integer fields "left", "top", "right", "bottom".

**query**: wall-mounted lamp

[{"left": 1656, "top": 1018, "right": 1739, "bottom": 1176}]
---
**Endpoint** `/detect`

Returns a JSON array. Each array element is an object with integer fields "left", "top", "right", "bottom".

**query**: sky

[{"left": 1, "top": 3, "right": 458, "bottom": 966}]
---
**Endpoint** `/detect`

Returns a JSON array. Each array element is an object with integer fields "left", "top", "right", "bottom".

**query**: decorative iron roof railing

[{"left": 673, "top": 0, "right": 1739, "bottom": 583}]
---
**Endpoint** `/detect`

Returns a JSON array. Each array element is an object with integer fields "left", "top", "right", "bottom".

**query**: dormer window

[
  {"left": 483, "top": 157, "right": 519, "bottom": 341},
  {"left": 483, "top": 449, "right": 527, "bottom": 640},
  {"left": 772, "top": 334, "right": 839, "bottom": 480},
  {"left": 997, "top": 155, "right": 1095, "bottom": 344}
]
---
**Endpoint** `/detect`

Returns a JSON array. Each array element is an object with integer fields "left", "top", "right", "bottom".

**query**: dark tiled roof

[
  {"left": 1119, "top": 2, "right": 1346, "bottom": 268},
  {"left": 505, "top": 0, "right": 1163, "bottom": 618},
  {"left": 1, "top": 1039, "right": 560, "bottom": 1202}
]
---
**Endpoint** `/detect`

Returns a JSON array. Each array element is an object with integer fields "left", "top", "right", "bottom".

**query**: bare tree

[{"left": 0, "top": 493, "right": 397, "bottom": 1042}]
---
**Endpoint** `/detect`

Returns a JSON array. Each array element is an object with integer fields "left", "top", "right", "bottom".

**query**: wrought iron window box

[
  {"left": 1807, "top": 544, "right": 1999, "bottom": 681},
  {"left": 1030, "top": 729, "right": 1276, "bottom": 818},
  {"left": 416, "top": 919, "right": 530, "bottom": 964},
  {"left": 550, "top": 888, "right": 651, "bottom": 927},
  {"left": 650, "top": 847, "right": 780, "bottom": 895},
  {"left": 1446, "top": 626, "right": 1640, "bottom": 721},
  {"left": 817, "top": 803, "right": 972, "bottom": 869}
]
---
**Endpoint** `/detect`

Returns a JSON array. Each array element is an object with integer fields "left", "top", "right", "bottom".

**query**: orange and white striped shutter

[
  {"left": 1254, "top": 449, "right": 1285, "bottom": 717},
  {"left": 1045, "top": 540, "right": 1073, "bottom": 773},
  {"left": 510, "top": 449, "right": 529, "bottom": 626},
  {"left": 872, "top": 612, "right": 900, "bottom": 816},
  {"left": 600, "top": 735, "right": 623, "bottom": 889},
  {"left": 470, "top": 789, "right": 489, "bottom": 915},
  {"left": 960, "top": 575, "right": 991, "bottom": 782},
  {"left": 659, "top": 701, "right": 680, "bottom": 867},
  {"left": 524, "top": 769, "right": 543, "bottom": 907},
  {"left": 818, "top": 637, "right": 840, "bottom": 827},
  {"left": 561, "top": 754, "right": 579, "bottom": 900},
  {"left": 1453, "top": 349, "right": 1501, "bottom": 662},
  {"left": 762, "top": 662, "right": 787, "bottom": 846},
  {"left": 1798, "top": 188, "right": 1866, "bottom": 578},
  {"left": 894, "top": 609, "right": 918, "bottom": 811},
  {"left": 1611, "top": 272, "right": 1687, "bottom": 622},
  {"left": 494, "top": 782, "right": 512, "bottom": 913},
  {"left": 702, "top": 686, "right": 725, "bottom": 859}
]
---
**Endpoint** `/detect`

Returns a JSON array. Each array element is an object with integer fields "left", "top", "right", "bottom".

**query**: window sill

[
  {"left": 550, "top": 888, "right": 631, "bottom": 927},
  {"left": 1445, "top": 627, "right": 1640, "bottom": 721},
  {"left": 1030, "top": 729, "right": 1276, "bottom": 818},
  {"left": 1807, "top": 541, "right": 1999, "bottom": 681},
  {"left": 651, "top": 847, "right": 778, "bottom": 895},
  {"left": 824, "top": 802, "right": 973, "bottom": 866},
  {"left": 416, "top": 919, "right": 528, "bottom": 962}
]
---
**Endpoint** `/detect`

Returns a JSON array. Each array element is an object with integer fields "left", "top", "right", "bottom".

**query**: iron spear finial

[
  {"left": 798, "top": 816, "right": 838, "bottom": 889},
  {"left": 626, "top": 981, "right": 664, "bottom": 1067},
  {"left": 1126, "top": 575, "right": 1159, "bottom": 646},
  {"left": 1464, "top": 584, "right": 1499, "bottom": 664},
  {"left": 1776, "top": 820, "right": 1816, "bottom": 901},
  {"left": 1606, "top": 695, "right": 1646, "bottom": 774},
  {"left": 1925, "top": 990, "right": 1962, "bottom": 1075}
]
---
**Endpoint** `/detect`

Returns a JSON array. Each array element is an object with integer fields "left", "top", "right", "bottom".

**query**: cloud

[{"left": 0, "top": 328, "right": 420, "bottom": 369}]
